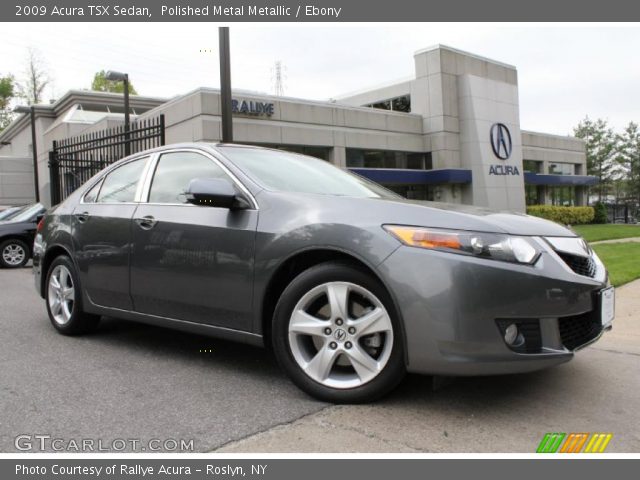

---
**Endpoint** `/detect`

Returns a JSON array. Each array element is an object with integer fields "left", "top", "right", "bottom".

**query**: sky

[{"left": 1, "top": 23, "right": 639, "bottom": 135}]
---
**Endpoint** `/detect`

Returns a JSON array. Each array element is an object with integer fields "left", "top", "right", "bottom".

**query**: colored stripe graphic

[
  {"left": 537, "top": 433, "right": 613, "bottom": 453},
  {"left": 561, "top": 433, "right": 588, "bottom": 453},
  {"left": 537, "top": 433, "right": 565, "bottom": 453},
  {"left": 585, "top": 433, "right": 613, "bottom": 453}
]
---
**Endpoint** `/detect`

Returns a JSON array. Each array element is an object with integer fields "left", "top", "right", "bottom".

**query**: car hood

[
  {"left": 371, "top": 197, "right": 577, "bottom": 237},
  {"left": 271, "top": 192, "right": 577, "bottom": 238}
]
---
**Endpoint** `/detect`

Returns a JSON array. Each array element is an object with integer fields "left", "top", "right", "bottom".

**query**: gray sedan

[{"left": 33, "top": 144, "right": 614, "bottom": 402}]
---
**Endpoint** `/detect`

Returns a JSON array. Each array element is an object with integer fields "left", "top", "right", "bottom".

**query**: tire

[
  {"left": 0, "top": 239, "right": 30, "bottom": 268},
  {"left": 45, "top": 255, "right": 100, "bottom": 335},
  {"left": 272, "top": 261, "right": 405, "bottom": 403}
]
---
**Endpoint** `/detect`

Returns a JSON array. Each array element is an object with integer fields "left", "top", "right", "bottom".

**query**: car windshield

[
  {"left": 7, "top": 203, "right": 44, "bottom": 223},
  {"left": 0, "top": 205, "right": 26, "bottom": 221},
  {"left": 218, "top": 146, "right": 400, "bottom": 199}
]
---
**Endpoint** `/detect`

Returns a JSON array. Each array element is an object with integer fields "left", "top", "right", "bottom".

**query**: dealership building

[{"left": 0, "top": 44, "right": 595, "bottom": 210}]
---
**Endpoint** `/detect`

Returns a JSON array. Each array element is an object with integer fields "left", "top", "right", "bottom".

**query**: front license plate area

[{"left": 600, "top": 287, "right": 615, "bottom": 327}]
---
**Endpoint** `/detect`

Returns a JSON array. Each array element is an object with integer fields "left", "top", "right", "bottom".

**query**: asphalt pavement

[{"left": 1, "top": 267, "right": 638, "bottom": 453}]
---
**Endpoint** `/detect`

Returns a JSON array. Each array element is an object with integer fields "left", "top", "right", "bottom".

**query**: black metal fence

[{"left": 49, "top": 114, "right": 165, "bottom": 204}]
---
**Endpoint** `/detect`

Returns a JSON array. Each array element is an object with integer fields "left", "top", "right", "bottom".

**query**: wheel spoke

[
  {"left": 351, "top": 307, "right": 392, "bottom": 336},
  {"left": 50, "top": 274, "right": 61, "bottom": 291},
  {"left": 59, "top": 267, "right": 69, "bottom": 289},
  {"left": 304, "top": 344, "right": 339, "bottom": 382},
  {"left": 63, "top": 286, "right": 75, "bottom": 301},
  {"left": 289, "top": 310, "right": 328, "bottom": 337},
  {"left": 51, "top": 298, "right": 62, "bottom": 316},
  {"left": 326, "top": 283, "right": 349, "bottom": 320},
  {"left": 345, "top": 345, "right": 381, "bottom": 381},
  {"left": 61, "top": 301, "right": 72, "bottom": 322}
]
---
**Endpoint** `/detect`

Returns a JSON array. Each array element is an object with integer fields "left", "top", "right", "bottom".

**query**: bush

[
  {"left": 526, "top": 205, "right": 595, "bottom": 225},
  {"left": 593, "top": 202, "right": 608, "bottom": 224}
]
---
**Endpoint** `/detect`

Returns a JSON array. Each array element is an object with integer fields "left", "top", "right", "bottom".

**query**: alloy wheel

[
  {"left": 48, "top": 265, "right": 75, "bottom": 325},
  {"left": 288, "top": 281, "right": 394, "bottom": 389},
  {"left": 2, "top": 243, "right": 26, "bottom": 266}
]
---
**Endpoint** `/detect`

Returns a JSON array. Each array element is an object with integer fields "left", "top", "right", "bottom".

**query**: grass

[
  {"left": 592, "top": 242, "right": 640, "bottom": 287},
  {"left": 572, "top": 224, "right": 640, "bottom": 243}
]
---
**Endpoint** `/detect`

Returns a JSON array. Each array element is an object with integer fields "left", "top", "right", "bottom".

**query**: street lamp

[
  {"left": 14, "top": 105, "right": 40, "bottom": 203},
  {"left": 219, "top": 27, "right": 233, "bottom": 143},
  {"left": 104, "top": 70, "right": 131, "bottom": 155}
]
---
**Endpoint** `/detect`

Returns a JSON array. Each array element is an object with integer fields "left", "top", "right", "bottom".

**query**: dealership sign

[
  {"left": 232, "top": 99, "right": 275, "bottom": 117},
  {"left": 489, "top": 122, "right": 519, "bottom": 175},
  {"left": 490, "top": 123, "right": 512, "bottom": 160}
]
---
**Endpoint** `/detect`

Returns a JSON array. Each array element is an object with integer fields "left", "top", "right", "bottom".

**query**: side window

[
  {"left": 148, "top": 151, "right": 228, "bottom": 204},
  {"left": 97, "top": 158, "right": 147, "bottom": 203},
  {"left": 83, "top": 180, "right": 102, "bottom": 203}
]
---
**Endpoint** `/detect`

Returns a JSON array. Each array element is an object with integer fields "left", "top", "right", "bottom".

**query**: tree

[
  {"left": 17, "top": 47, "right": 50, "bottom": 105},
  {"left": 0, "top": 74, "right": 15, "bottom": 131},
  {"left": 617, "top": 122, "right": 640, "bottom": 204},
  {"left": 91, "top": 70, "right": 138, "bottom": 94},
  {"left": 573, "top": 117, "right": 617, "bottom": 203}
]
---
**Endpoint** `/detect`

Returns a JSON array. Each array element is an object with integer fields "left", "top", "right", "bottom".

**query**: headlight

[{"left": 383, "top": 225, "right": 540, "bottom": 265}]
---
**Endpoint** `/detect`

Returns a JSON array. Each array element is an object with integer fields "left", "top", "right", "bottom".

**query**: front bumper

[{"left": 378, "top": 236, "right": 610, "bottom": 376}]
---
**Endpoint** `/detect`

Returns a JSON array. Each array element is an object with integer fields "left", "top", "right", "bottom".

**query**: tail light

[{"left": 37, "top": 218, "right": 45, "bottom": 233}]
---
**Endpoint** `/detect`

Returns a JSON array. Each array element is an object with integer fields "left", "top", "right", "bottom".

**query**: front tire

[
  {"left": 272, "top": 262, "right": 405, "bottom": 403},
  {"left": 45, "top": 255, "right": 100, "bottom": 335},
  {"left": 0, "top": 239, "right": 30, "bottom": 268}
]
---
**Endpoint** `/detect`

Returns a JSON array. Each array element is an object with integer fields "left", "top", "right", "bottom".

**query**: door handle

[
  {"left": 74, "top": 212, "right": 89, "bottom": 223},
  {"left": 134, "top": 215, "right": 158, "bottom": 230}
]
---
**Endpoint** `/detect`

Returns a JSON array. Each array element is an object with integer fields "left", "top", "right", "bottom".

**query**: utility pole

[
  {"left": 219, "top": 27, "right": 233, "bottom": 143},
  {"left": 273, "top": 60, "right": 286, "bottom": 96}
]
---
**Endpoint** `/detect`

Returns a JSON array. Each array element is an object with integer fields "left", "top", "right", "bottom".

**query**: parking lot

[{"left": 1, "top": 266, "right": 639, "bottom": 453}]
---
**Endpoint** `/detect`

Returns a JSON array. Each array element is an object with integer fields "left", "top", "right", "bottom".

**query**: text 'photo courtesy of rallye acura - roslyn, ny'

[{"left": 32, "top": 143, "right": 614, "bottom": 403}]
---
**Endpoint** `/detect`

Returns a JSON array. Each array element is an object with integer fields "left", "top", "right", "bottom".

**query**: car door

[
  {"left": 72, "top": 156, "right": 150, "bottom": 310},
  {"left": 129, "top": 149, "right": 258, "bottom": 331}
]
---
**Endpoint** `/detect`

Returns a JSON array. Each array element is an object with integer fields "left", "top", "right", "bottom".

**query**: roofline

[
  {"left": 0, "top": 89, "right": 167, "bottom": 143},
  {"left": 142, "top": 86, "right": 421, "bottom": 119},
  {"left": 521, "top": 129, "right": 585, "bottom": 143},
  {"left": 332, "top": 77, "right": 413, "bottom": 102},
  {"left": 414, "top": 44, "right": 517, "bottom": 70}
]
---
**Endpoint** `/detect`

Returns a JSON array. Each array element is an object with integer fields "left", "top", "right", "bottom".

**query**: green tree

[
  {"left": 574, "top": 117, "right": 617, "bottom": 203},
  {"left": 91, "top": 70, "right": 138, "bottom": 94},
  {"left": 617, "top": 122, "right": 640, "bottom": 204},
  {"left": 0, "top": 74, "right": 15, "bottom": 131}
]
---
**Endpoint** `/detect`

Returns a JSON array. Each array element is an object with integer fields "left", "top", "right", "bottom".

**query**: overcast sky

[{"left": 1, "top": 23, "right": 638, "bottom": 135}]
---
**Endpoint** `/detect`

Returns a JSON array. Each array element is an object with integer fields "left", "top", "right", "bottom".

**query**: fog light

[{"left": 504, "top": 324, "right": 519, "bottom": 345}]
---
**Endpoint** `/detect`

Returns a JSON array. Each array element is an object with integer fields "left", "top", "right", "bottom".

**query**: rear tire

[
  {"left": 45, "top": 255, "right": 100, "bottom": 335},
  {"left": 0, "top": 239, "right": 30, "bottom": 268},
  {"left": 272, "top": 262, "right": 405, "bottom": 403}
]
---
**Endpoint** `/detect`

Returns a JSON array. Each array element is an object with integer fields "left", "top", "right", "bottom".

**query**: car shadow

[
  {"left": 94, "top": 316, "right": 284, "bottom": 378},
  {"left": 89, "top": 316, "right": 583, "bottom": 410}
]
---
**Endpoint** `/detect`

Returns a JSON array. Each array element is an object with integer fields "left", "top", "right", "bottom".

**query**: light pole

[
  {"left": 14, "top": 105, "right": 40, "bottom": 203},
  {"left": 105, "top": 70, "right": 131, "bottom": 155},
  {"left": 219, "top": 27, "right": 233, "bottom": 143}
]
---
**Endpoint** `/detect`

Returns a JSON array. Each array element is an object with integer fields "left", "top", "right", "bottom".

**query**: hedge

[{"left": 526, "top": 205, "right": 595, "bottom": 225}]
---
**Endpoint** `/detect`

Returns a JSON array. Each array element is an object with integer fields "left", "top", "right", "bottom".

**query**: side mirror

[{"left": 184, "top": 178, "right": 251, "bottom": 210}]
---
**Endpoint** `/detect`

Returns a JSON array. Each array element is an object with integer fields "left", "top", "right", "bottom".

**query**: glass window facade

[
  {"left": 365, "top": 95, "right": 411, "bottom": 113},
  {"left": 549, "top": 186, "right": 576, "bottom": 206},
  {"left": 548, "top": 162, "right": 574, "bottom": 175},
  {"left": 525, "top": 185, "right": 543, "bottom": 205},
  {"left": 346, "top": 149, "right": 432, "bottom": 170},
  {"left": 523, "top": 160, "right": 542, "bottom": 173}
]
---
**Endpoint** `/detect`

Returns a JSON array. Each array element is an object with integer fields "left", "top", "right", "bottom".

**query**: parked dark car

[
  {"left": 0, "top": 203, "right": 46, "bottom": 268},
  {"left": 0, "top": 204, "right": 27, "bottom": 221},
  {"left": 33, "top": 144, "right": 613, "bottom": 402}
]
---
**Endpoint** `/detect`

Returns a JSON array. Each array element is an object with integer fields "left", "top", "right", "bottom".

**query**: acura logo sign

[{"left": 490, "top": 123, "right": 512, "bottom": 160}]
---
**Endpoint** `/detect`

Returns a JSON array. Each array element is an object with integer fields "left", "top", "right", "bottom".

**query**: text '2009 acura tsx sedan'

[{"left": 33, "top": 144, "right": 614, "bottom": 402}]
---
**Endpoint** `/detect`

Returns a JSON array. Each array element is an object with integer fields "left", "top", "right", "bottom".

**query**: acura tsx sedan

[{"left": 33, "top": 144, "right": 614, "bottom": 402}]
